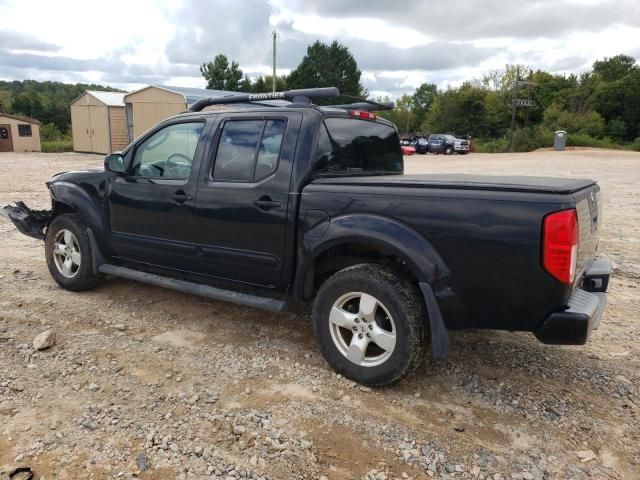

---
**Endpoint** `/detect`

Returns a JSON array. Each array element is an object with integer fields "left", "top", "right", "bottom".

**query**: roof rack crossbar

[{"left": 188, "top": 87, "right": 340, "bottom": 112}]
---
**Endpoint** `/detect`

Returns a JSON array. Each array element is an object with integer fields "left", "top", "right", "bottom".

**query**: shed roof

[
  {"left": 86, "top": 91, "right": 126, "bottom": 107},
  {"left": 124, "top": 85, "right": 244, "bottom": 107},
  {"left": 0, "top": 112, "right": 41, "bottom": 125}
]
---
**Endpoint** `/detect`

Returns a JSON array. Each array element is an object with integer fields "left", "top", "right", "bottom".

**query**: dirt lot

[{"left": 0, "top": 149, "right": 638, "bottom": 480}]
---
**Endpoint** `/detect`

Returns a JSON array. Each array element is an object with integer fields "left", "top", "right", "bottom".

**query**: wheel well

[
  {"left": 52, "top": 201, "right": 76, "bottom": 217},
  {"left": 302, "top": 242, "right": 420, "bottom": 300}
]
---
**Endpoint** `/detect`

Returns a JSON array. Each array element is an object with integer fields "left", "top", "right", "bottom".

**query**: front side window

[
  {"left": 18, "top": 124, "right": 32, "bottom": 137},
  {"left": 314, "top": 118, "right": 403, "bottom": 175},
  {"left": 131, "top": 122, "right": 204, "bottom": 179},
  {"left": 213, "top": 119, "right": 287, "bottom": 181}
]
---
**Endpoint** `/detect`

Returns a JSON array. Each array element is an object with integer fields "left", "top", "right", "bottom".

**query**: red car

[{"left": 401, "top": 145, "right": 416, "bottom": 155}]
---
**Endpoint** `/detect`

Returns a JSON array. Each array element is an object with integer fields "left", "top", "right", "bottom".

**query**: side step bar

[{"left": 98, "top": 264, "right": 288, "bottom": 313}]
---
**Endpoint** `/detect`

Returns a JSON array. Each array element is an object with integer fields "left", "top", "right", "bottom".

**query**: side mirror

[{"left": 105, "top": 153, "right": 127, "bottom": 174}]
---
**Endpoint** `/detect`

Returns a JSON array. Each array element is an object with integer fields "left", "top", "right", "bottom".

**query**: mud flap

[
  {"left": 0, "top": 202, "right": 51, "bottom": 240},
  {"left": 419, "top": 282, "right": 450, "bottom": 358}
]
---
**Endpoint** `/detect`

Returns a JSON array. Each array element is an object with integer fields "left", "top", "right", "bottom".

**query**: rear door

[{"left": 192, "top": 111, "right": 302, "bottom": 287}]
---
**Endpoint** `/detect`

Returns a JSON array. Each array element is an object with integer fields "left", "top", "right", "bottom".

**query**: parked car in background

[
  {"left": 427, "top": 134, "right": 470, "bottom": 155},
  {"left": 414, "top": 137, "right": 429, "bottom": 154},
  {"left": 401, "top": 144, "right": 416, "bottom": 155}
]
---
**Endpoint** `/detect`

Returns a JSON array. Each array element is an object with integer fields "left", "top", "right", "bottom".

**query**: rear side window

[
  {"left": 213, "top": 119, "right": 287, "bottom": 181},
  {"left": 315, "top": 118, "right": 402, "bottom": 175}
]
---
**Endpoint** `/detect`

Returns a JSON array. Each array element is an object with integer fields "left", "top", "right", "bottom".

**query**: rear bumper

[{"left": 534, "top": 258, "right": 611, "bottom": 345}]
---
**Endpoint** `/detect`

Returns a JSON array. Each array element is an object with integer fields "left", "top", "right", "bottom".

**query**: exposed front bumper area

[
  {"left": 0, "top": 201, "right": 52, "bottom": 240},
  {"left": 535, "top": 258, "right": 611, "bottom": 345}
]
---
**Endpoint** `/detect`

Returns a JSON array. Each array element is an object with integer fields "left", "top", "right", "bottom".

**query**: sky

[{"left": 1, "top": 0, "right": 639, "bottom": 98}]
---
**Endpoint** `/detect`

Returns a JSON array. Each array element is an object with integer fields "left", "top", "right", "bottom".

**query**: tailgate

[{"left": 574, "top": 183, "right": 602, "bottom": 280}]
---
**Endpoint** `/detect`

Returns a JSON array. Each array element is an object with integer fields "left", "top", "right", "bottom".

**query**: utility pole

[
  {"left": 272, "top": 31, "right": 277, "bottom": 94},
  {"left": 509, "top": 66, "right": 519, "bottom": 152},
  {"left": 509, "top": 66, "right": 536, "bottom": 152}
]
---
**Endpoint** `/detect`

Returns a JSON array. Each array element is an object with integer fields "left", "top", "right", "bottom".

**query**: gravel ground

[{"left": 0, "top": 149, "right": 638, "bottom": 480}]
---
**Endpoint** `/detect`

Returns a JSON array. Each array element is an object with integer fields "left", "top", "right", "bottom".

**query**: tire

[
  {"left": 445, "top": 146, "right": 453, "bottom": 155},
  {"left": 313, "top": 264, "right": 426, "bottom": 387},
  {"left": 45, "top": 213, "right": 103, "bottom": 291}
]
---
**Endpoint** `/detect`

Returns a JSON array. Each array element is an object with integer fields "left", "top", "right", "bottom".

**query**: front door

[
  {"left": 0, "top": 125, "right": 13, "bottom": 152},
  {"left": 107, "top": 119, "right": 208, "bottom": 271},
  {"left": 192, "top": 112, "right": 302, "bottom": 287}
]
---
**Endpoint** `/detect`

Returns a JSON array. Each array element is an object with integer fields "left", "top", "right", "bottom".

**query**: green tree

[
  {"left": 200, "top": 54, "right": 244, "bottom": 91},
  {"left": 423, "top": 83, "right": 487, "bottom": 136},
  {"left": 248, "top": 74, "right": 288, "bottom": 93},
  {"left": 239, "top": 75, "right": 253, "bottom": 92},
  {"left": 593, "top": 54, "right": 638, "bottom": 82},
  {"left": 410, "top": 83, "right": 437, "bottom": 128},
  {"left": 287, "top": 40, "right": 365, "bottom": 98},
  {"left": 0, "top": 90, "right": 11, "bottom": 112},
  {"left": 542, "top": 104, "right": 605, "bottom": 137}
]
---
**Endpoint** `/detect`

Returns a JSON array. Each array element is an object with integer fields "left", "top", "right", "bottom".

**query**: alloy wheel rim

[
  {"left": 52, "top": 229, "right": 81, "bottom": 279},
  {"left": 329, "top": 292, "right": 396, "bottom": 367}
]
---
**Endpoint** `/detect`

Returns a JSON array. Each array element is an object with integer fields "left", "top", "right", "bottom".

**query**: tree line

[
  {"left": 1, "top": 41, "right": 639, "bottom": 152},
  {"left": 0, "top": 80, "right": 121, "bottom": 141},
  {"left": 200, "top": 40, "right": 366, "bottom": 98},
  {"left": 201, "top": 45, "right": 640, "bottom": 151},
  {"left": 376, "top": 54, "right": 640, "bottom": 151}
]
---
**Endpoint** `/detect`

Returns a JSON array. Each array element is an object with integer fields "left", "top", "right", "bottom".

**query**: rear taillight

[
  {"left": 349, "top": 110, "right": 376, "bottom": 120},
  {"left": 542, "top": 209, "right": 578, "bottom": 284}
]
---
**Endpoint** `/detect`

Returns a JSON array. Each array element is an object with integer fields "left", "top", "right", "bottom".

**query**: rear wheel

[
  {"left": 313, "top": 264, "right": 426, "bottom": 387},
  {"left": 45, "top": 214, "right": 103, "bottom": 291}
]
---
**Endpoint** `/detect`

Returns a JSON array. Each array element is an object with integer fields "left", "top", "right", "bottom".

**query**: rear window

[{"left": 314, "top": 118, "right": 403, "bottom": 175}]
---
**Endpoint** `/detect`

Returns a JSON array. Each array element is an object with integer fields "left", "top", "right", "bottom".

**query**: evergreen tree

[
  {"left": 287, "top": 40, "right": 365, "bottom": 98},
  {"left": 200, "top": 54, "right": 244, "bottom": 91}
]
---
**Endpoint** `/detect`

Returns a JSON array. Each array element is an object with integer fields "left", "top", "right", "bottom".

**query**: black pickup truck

[{"left": 2, "top": 88, "right": 611, "bottom": 387}]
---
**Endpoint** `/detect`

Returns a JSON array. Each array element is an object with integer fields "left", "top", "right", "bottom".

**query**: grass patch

[{"left": 41, "top": 139, "right": 73, "bottom": 153}]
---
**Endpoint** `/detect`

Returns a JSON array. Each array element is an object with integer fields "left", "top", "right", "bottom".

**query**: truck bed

[
  {"left": 303, "top": 174, "right": 602, "bottom": 332},
  {"left": 311, "top": 174, "right": 596, "bottom": 194}
]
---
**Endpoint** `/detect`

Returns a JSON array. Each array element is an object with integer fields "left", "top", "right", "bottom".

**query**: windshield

[
  {"left": 443, "top": 135, "right": 457, "bottom": 141},
  {"left": 314, "top": 118, "right": 403, "bottom": 175}
]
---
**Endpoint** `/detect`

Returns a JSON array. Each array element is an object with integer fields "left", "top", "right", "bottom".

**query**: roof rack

[
  {"left": 188, "top": 87, "right": 395, "bottom": 113},
  {"left": 188, "top": 87, "right": 340, "bottom": 112}
]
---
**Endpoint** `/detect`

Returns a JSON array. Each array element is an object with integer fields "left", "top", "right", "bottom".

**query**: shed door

[
  {"left": 0, "top": 124, "right": 13, "bottom": 152},
  {"left": 89, "top": 105, "right": 109, "bottom": 154},
  {"left": 71, "top": 106, "right": 91, "bottom": 152}
]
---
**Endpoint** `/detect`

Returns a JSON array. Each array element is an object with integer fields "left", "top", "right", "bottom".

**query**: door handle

[
  {"left": 253, "top": 198, "right": 281, "bottom": 210},
  {"left": 173, "top": 191, "right": 193, "bottom": 203}
]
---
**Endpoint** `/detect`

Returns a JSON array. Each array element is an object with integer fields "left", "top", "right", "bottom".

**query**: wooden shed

[
  {"left": 0, "top": 113, "right": 41, "bottom": 152},
  {"left": 123, "top": 86, "right": 241, "bottom": 141},
  {"left": 70, "top": 91, "right": 128, "bottom": 154}
]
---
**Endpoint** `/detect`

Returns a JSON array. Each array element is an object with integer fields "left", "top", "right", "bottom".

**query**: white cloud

[{"left": 0, "top": 0, "right": 638, "bottom": 98}]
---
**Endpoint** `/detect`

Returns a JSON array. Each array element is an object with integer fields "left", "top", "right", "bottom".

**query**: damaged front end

[{"left": 0, "top": 201, "right": 52, "bottom": 240}]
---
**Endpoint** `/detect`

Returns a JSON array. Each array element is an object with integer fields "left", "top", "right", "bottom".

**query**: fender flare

[
  {"left": 49, "top": 181, "right": 105, "bottom": 236},
  {"left": 295, "top": 213, "right": 452, "bottom": 357},
  {"left": 49, "top": 181, "right": 111, "bottom": 262}
]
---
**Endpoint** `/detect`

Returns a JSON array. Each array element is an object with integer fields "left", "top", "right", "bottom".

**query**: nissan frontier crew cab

[{"left": 2, "top": 87, "right": 611, "bottom": 387}]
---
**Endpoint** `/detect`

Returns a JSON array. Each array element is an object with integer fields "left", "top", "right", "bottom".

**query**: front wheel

[
  {"left": 313, "top": 264, "right": 426, "bottom": 387},
  {"left": 45, "top": 214, "right": 103, "bottom": 291},
  {"left": 445, "top": 146, "right": 453, "bottom": 155}
]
